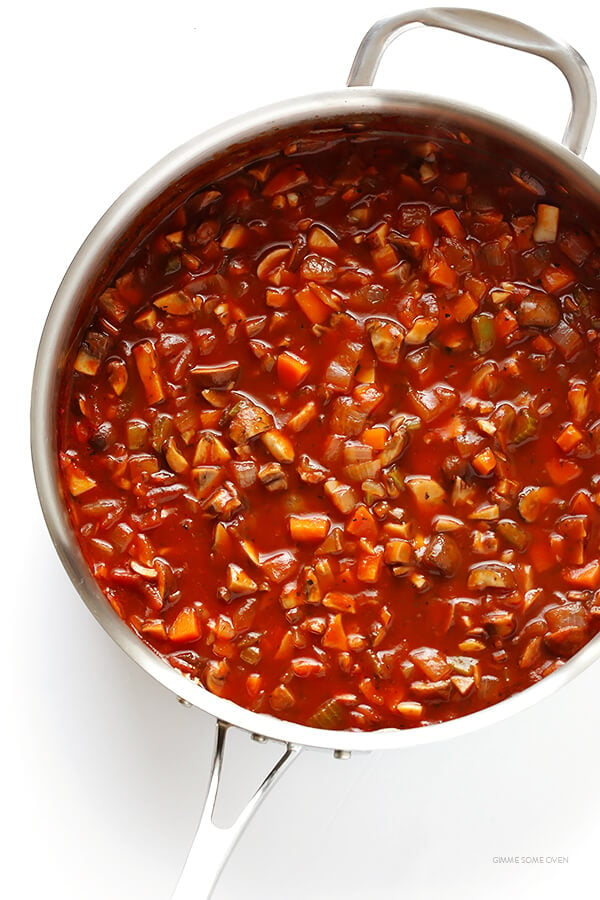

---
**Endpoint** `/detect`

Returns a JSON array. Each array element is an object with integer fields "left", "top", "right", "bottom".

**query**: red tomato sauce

[{"left": 58, "top": 127, "right": 600, "bottom": 730}]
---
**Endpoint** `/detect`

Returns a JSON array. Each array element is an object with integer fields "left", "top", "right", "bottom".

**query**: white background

[{"left": 4, "top": 1, "right": 600, "bottom": 897}]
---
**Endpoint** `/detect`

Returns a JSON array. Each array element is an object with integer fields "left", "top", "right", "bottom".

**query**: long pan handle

[{"left": 171, "top": 719, "right": 301, "bottom": 899}]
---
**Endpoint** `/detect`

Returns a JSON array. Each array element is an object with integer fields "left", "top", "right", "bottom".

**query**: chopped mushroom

[
  {"left": 467, "top": 562, "right": 516, "bottom": 590},
  {"left": 191, "top": 361, "right": 241, "bottom": 389},
  {"left": 423, "top": 533, "right": 462, "bottom": 577}
]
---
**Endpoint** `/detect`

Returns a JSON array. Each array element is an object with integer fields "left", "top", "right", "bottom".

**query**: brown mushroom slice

[
  {"left": 190, "top": 361, "right": 241, "bottom": 389},
  {"left": 153, "top": 290, "right": 195, "bottom": 316},
  {"left": 74, "top": 330, "right": 109, "bottom": 376},
  {"left": 497, "top": 519, "right": 531, "bottom": 551},
  {"left": 193, "top": 432, "right": 232, "bottom": 466},
  {"left": 409, "top": 679, "right": 452, "bottom": 702},
  {"left": 261, "top": 428, "right": 295, "bottom": 463},
  {"left": 405, "top": 475, "right": 446, "bottom": 509},
  {"left": 258, "top": 462, "right": 288, "bottom": 492},
  {"left": 516, "top": 293, "right": 560, "bottom": 329},
  {"left": 227, "top": 400, "right": 274, "bottom": 444},
  {"left": 409, "top": 647, "right": 452, "bottom": 681},
  {"left": 204, "top": 483, "right": 243, "bottom": 520},
  {"left": 366, "top": 318, "right": 404, "bottom": 365},
  {"left": 545, "top": 625, "right": 588, "bottom": 656},
  {"left": 467, "top": 562, "right": 516, "bottom": 591},
  {"left": 191, "top": 465, "right": 223, "bottom": 500},
  {"left": 481, "top": 610, "right": 516, "bottom": 637},
  {"left": 423, "top": 533, "right": 462, "bottom": 577},
  {"left": 226, "top": 564, "right": 257, "bottom": 595}
]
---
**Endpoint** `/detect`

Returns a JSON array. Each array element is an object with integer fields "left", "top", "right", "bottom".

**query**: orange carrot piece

[
  {"left": 294, "top": 285, "right": 330, "bottom": 324},
  {"left": 472, "top": 447, "right": 497, "bottom": 476},
  {"left": 322, "top": 614, "right": 348, "bottom": 651},
  {"left": 277, "top": 350, "right": 311, "bottom": 389},
  {"left": 410, "top": 224, "right": 434, "bottom": 250},
  {"left": 346, "top": 504, "right": 378, "bottom": 541},
  {"left": 530, "top": 538, "right": 558, "bottom": 573},
  {"left": 336, "top": 566, "right": 359, "bottom": 592},
  {"left": 432, "top": 208, "right": 466, "bottom": 240},
  {"left": 427, "top": 252, "right": 457, "bottom": 289},
  {"left": 168, "top": 607, "right": 201, "bottom": 643},
  {"left": 361, "top": 426, "right": 388, "bottom": 450},
  {"left": 563, "top": 559, "right": 600, "bottom": 589},
  {"left": 452, "top": 291, "right": 479, "bottom": 323},
  {"left": 357, "top": 549, "right": 384, "bottom": 584},
  {"left": 288, "top": 514, "right": 330, "bottom": 542},
  {"left": 570, "top": 490, "right": 595, "bottom": 517},
  {"left": 546, "top": 457, "right": 583, "bottom": 486},
  {"left": 494, "top": 308, "right": 519, "bottom": 340},
  {"left": 555, "top": 424, "right": 584, "bottom": 453},
  {"left": 246, "top": 674, "right": 263, "bottom": 697},
  {"left": 322, "top": 591, "right": 356, "bottom": 613},
  {"left": 541, "top": 264, "right": 576, "bottom": 293}
]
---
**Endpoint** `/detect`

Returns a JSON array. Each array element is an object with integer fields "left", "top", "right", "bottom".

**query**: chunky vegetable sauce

[{"left": 58, "top": 127, "right": 600, "bottom": 730}]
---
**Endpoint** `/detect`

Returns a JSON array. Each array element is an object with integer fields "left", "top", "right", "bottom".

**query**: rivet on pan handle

[
  {"left": 171, "top": 720, "right": 301, "bottom": 900},
  {"left": 347, "top": 7, "right": 597, "bottom": 157}
]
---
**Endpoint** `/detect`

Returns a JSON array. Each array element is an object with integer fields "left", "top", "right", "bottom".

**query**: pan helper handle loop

[{"left": 347, "top": 7, "right": 597, "bottom": 157}]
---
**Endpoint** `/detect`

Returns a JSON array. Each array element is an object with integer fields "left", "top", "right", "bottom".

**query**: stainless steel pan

[{"left": 30, "top": 9, "right": 600, "bottom": 898}]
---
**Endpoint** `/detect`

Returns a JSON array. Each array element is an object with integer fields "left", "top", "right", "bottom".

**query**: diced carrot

[
  {"left": 277, "top": 350, "right": 311, "bottom": 389},
  {"left": 60, "top": 455, "right": 97, "bottom": 496},
  {"left": 570, "top": 490, "right": 595, "bottom": 517},
  {"left": 199, "top": 409, "right": 222, "bottom": 428},
  {"left": 464, "top": 274, "right": 488, "bottom": 300},
  {"left": 294, "top": 285, "right": 330, "bottom": 324},
  {"left": 265, "top": 287, "right": 291, "bottom": 309},
  {"left": 541, "top": 264, "right": 576, "bottom": 293},
  {"left": 372, "top": 243, "right": 399, "bottom": 272},
  {"left": 288, "top": 514, "right": 330, "bottom": 542},
  {"left": 168, "top": 608, "right": 201, "bottom": 643},
  {"left": 427, "top": 251, "right": 457, "bottom": 289},
  {"left": 562, "top": 559, "right": 600, "bottom": 589},
  {"left": 494, "top": 308, "right": 519, "bottom": 340},
  {"left": 361, "top": 426, "right": 388, "bottom": 450},
  {"left": 336, "top": 566, "right": 359, "bottom": 592},
  {"left": 410, "top": 223, "right": 434, "bottom": 250},
  {"left": 546, "top": 457, "right": 583, "bottom": 486},
  {"left": 472, "top": 447, "right": 497, "bottom": 476},
  {"left": 274, "top": 630, "right": 295, "bottom": 660},
  {"left": 432, "top": 208, "right": 466, "bottom": 240},
  {"left": 555, "top": 423, "right": 584, "bottom": 453},
  {"left": 346, "top": 504, "right": 378, "bottom": 541},
  {"left": 452, "top": 291, "right": 479, "bottom": 323},
  {"left": 322, "top": 591, "right": 356, "bottom": 613},
  {"left": 531, "top": 334, "right": 554, "bottom": 354},
  {"left": 530, "top": 538, "right": 557, "bottom": 574},
  {"left": 322, "top": 614, "right": 348, "bottom": 651},
  {"left": 357, "top": 548, "right": 383, "bottom": 584},
  {"left": 246, "top": 673, "right": 263, "bottom": 697},
  {"left": 549, "top": 533, "right": 565, "bottom": 563}
]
